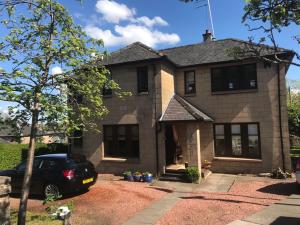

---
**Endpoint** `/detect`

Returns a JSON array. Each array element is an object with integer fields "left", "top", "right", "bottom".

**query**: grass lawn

[{"left": 10, "top": 210, "right": 62, "bottom": 225}]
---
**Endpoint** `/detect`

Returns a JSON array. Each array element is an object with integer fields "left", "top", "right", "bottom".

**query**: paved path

[
  {"left": 228, "top": 194, "right": 300, "bottom": 225},
  {"left": 122, "top": 173, "right": 237, "bottom": 225},
  {"left": 122, "top": 191, "right": 188, "bottom": 225}
]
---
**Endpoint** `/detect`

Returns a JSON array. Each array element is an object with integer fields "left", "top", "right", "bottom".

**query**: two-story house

[{"left": 73, "top": 31, "right": 294, "bottom": 176}]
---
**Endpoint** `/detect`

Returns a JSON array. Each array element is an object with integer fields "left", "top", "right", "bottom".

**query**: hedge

[{"left": 0, "top": 143, "right": 68, "bottom": 170}]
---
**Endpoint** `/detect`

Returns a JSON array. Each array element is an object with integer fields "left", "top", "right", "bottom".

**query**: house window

[
  {"left": 73, "top": 129, "right": 83, "bottom": 147},
  {"left": 214, "top": 123, "right": 261, "bottom": 159},
  {"left": 211, "top": 64, "right": 257, "bottom": 92},
  {"left": 137, "top": 66, "right": 148, "bottom": 93},
  {"left": 103, "top": 71, "right": 112, "bottom": 96},
  {"left": 184, "top": 71, "right": 196, "bottom": 94},
  {"left": 103, "top": 125, "right": 139, "bottom": 158}
]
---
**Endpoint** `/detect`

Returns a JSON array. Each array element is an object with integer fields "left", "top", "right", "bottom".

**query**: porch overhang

[{"left": 159, "top": 94, "right": 214, "bottom": 122}]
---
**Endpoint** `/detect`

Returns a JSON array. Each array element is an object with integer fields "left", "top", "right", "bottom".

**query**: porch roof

[{"left": 159, "top": 95, "right": 214, "bottom": 122}]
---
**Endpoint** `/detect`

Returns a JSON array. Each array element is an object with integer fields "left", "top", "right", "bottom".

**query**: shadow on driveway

[
  {"left": 270, "top": 216, "right": 300, "bottom": 225},
  {"left": 180, "top": 195, "right": 269, "bottom": 206},
  {"left": 257, "top": 182, "right": 300, "bottom": 196}
]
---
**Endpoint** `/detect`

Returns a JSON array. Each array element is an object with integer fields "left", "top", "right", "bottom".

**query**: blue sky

[{"left": 0, "top": 0, "right": 299, "bottom": 111}]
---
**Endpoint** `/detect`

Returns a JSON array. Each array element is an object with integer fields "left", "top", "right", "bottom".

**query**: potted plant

[
  {"left": 143, "top": 172, "right": 153, "bottom": 183},
  {"left": 184, "top": 167, "right": 200, "bottom": 183},
  {"left": 123, "top": 171, "right": 133, "bottom": 181},
  {"left": 133, "top": 171, "right": 142, "bottom": 182},
  {"left": 202, "top": 160, "right": 212, "bottom": 170}
]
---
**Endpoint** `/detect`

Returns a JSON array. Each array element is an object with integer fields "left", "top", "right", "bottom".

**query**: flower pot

[
  {"left": 133, "top": 175, "right": 142, "bottom": 182},
  {"left": 127, "top": 175, "right": 134, "bottom": 182},
  {"left": 143, "top": 175, "right": 153, "bottom": 183}
]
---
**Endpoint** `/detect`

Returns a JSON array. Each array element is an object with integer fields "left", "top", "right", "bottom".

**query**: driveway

[
  {"left": 10, "top": 175, "right": 169, "bottom": 225},
  {"left": 155, "top": 175, "right": 298, "bottom": 225},
  {"left": 9, "top": 174, "right": 299, "bottom": 225}
]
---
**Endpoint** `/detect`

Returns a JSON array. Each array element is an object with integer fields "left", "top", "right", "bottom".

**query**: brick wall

[{"left": 175, "top": 61, "right": 291, "bottom": 173}]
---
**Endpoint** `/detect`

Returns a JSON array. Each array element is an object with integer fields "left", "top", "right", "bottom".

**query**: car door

[
  {"left": 37, "top": 159, "right": 61, "bottom": 193},
  {"left": 13, "top": 159, "right": 42, "bottom": 194}
]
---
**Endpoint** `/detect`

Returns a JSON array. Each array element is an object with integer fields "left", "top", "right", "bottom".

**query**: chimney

[{"left": 202, "top": 29, "right": 213, "bottom": 42}]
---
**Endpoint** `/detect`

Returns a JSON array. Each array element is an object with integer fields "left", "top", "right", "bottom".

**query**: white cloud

[
  {"left": 96, "top": 0, "right": 136, "bottom": 24},
  {"left": 135, "top": 16, "right": 168, "bottom": 27},
  {"left": 51, "top": 66, "right": 63, "bottom": 75},
  {"left": 84, "top": 24, "right": 180, "bottom": 48},
  {"left": 85, "top": 1, "right": 180, "bottom": 48}
]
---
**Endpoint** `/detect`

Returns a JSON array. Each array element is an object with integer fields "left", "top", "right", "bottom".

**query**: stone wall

[{"left": 0, "top": 176, "right": 10, "bottom": 225}]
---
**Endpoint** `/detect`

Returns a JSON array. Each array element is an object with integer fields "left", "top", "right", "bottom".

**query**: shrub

[
  {"left": 184, "top": 167, "right": 200, "bottom": 183},
  {"left": 0, "top": 143, "right": 68, "bottom": 170}
]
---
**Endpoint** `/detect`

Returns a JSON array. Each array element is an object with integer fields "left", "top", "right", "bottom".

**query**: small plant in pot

[
  {"left": 123, "top": 171, "right": 133, "bottom": 181},
  {"left": 184, "top": 167, "right": 200, "bottom": 183},
  {"left": 133, "top": 171, "right": 143, "bottom": 182},
  {"left": 143, "top": 172, "right": 153, "bottom": 183}
]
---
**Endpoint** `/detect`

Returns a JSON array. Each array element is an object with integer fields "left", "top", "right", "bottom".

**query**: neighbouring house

[
  {"left": 0, "top": 125, "right": 65, "bottom": 144},
  {"left": 72, "top": 30, "right": 294, "bottom": 175}
]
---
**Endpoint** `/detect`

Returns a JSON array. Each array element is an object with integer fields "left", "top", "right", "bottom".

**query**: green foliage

[
  {"left": 243, "top": 0, "right": 300, "bottom": 28},
  {"left": 184, "top": 166, "right": 200, "bottom": 183},
  {"left": 10, "top": 210, "right": 62, "bottom": 225},
  {"left": 0, "top": 143, "right": 68, "bottom": 170},
  {"left": 0, "top": 0, "right": 128, "bottom": 137},
  {"left": 288, "top": 91, "right": 300, "bottom": 136}
]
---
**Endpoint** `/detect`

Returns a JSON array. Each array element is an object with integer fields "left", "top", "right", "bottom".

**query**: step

[
  {"left": 159, "top": 173, "right": 185, "bottom": 182},
  {"left": 165, "top": 169, "right": 186, "bottom": 174},
  {"left": 159, "top": 176, "right": 185, "bottom": 182}
]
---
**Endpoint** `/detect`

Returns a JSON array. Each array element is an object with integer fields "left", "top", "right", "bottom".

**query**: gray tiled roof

[
  {"left": 102, "top": 38, "right": 293, "bottom": 67},
  {"left": 159, "top": 38, "right": 293, "bottom": 67},
  {"left": 103, "top": 42, "right": 162, "bottom": 66},
  {"left": 159, "top": 95, "right": 213, "bottom": 122}
]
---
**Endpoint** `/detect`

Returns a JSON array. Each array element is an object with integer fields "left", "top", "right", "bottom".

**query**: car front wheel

[{"left": 44, "top": 183, "right": 60, "bottom": 198}]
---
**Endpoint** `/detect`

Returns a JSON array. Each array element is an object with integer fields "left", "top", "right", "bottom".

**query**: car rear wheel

[{"left": 44, "top": 184, "right": 60, "bottom": 198}]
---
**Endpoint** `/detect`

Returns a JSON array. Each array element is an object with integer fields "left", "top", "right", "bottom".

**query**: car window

[
  {"left": 17, "top": 159, "right": 42, "bottom": 172},
  {"left": 40, "top": 159, "right": 58, "bottom": 169}
]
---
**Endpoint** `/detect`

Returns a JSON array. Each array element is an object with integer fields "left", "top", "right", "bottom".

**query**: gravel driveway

[
  {"left": 155, "top": 176, "right": 298, "bottom": 225},
  {"left": 10, "top": 175, "right": 298, "bottom": 225}
]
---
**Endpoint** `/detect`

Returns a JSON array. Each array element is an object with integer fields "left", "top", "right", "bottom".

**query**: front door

[{"left": 165, "top": 124, "right": 176, "bottom": 165}]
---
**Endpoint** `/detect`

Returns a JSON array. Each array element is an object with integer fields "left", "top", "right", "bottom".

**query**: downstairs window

[
  {"left": 103, "top": 124, "right": 139, "bottom": 158},
  {"left": 214, "top": 123, "right": 261, "bottom": 159}
]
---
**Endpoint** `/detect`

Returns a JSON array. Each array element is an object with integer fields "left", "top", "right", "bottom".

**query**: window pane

[
  {"left": 131, "top": 126, "right": 139, "bottom": 140},
  {"left": 104, "top": 125, "right": 139, "bottom": 159},
  {"left": 185, "top": 71, "right": 196, "bottom": 94},
  {"left": 231, "top": 125, "right": 240, "bottom": 134},
  {"left": 248, "top": 124, "right": 258, "bottom": 135},
  {"left": 232, "top": 135, "right": 242, "bottom": 156},
  {"left": 215, "top": 125, "right": 224, "bottom": 135},
  {"left": 137, "top": 67, "right": 148, "bottom": 93},
  {"left": 211, "top": 64, "right": 257, "bottom": 92},
  {"left": 248, "top": 136, "right": 259, "bottom": 157},
  {"left": 215, "top": 138, "right": 226, "bottom": 156}
]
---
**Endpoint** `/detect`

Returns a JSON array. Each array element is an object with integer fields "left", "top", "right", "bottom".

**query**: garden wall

[{"left": 0, "top": 176, "right": 11, "bottom": 225}]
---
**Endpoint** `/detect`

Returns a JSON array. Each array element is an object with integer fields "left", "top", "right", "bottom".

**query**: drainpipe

[
  {"left": 277, "top": 63, "right": 286, "bottom": 171},
  {"left": 152, "top": 63, "right": 160, "bottom": 177}
]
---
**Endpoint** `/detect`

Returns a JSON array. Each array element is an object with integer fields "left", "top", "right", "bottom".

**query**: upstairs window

[
  {"left": 137, "top": 66, "right": 148, "bottom": 93},
  {"left": 184, "top": 70, "right": 196, "bottom": 94},
  {"left": 211, "top": 64, "right": 257, "bottom": 92},
  {"left": 103, "top": 71, "right": 112, "bottom": 96}
]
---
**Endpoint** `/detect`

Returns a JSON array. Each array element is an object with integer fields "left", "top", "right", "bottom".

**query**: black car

[{"left": 0, "top": 154, "right": 98, "bottom": 197}]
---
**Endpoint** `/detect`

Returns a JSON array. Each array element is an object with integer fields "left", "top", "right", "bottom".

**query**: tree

[
  {"left": 0, "top": 1, "right": 123, "bottom": 224},
  {"left": 287, "top": 87, "right": 300, "bottom": 136},
  {"left": 242, "top": 0, "right": 300, "bottom": 66}
]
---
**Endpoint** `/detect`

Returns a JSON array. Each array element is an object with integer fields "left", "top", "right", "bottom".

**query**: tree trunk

[{"left": 17, "top": 102, "right": 39, "bottom": 225}]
